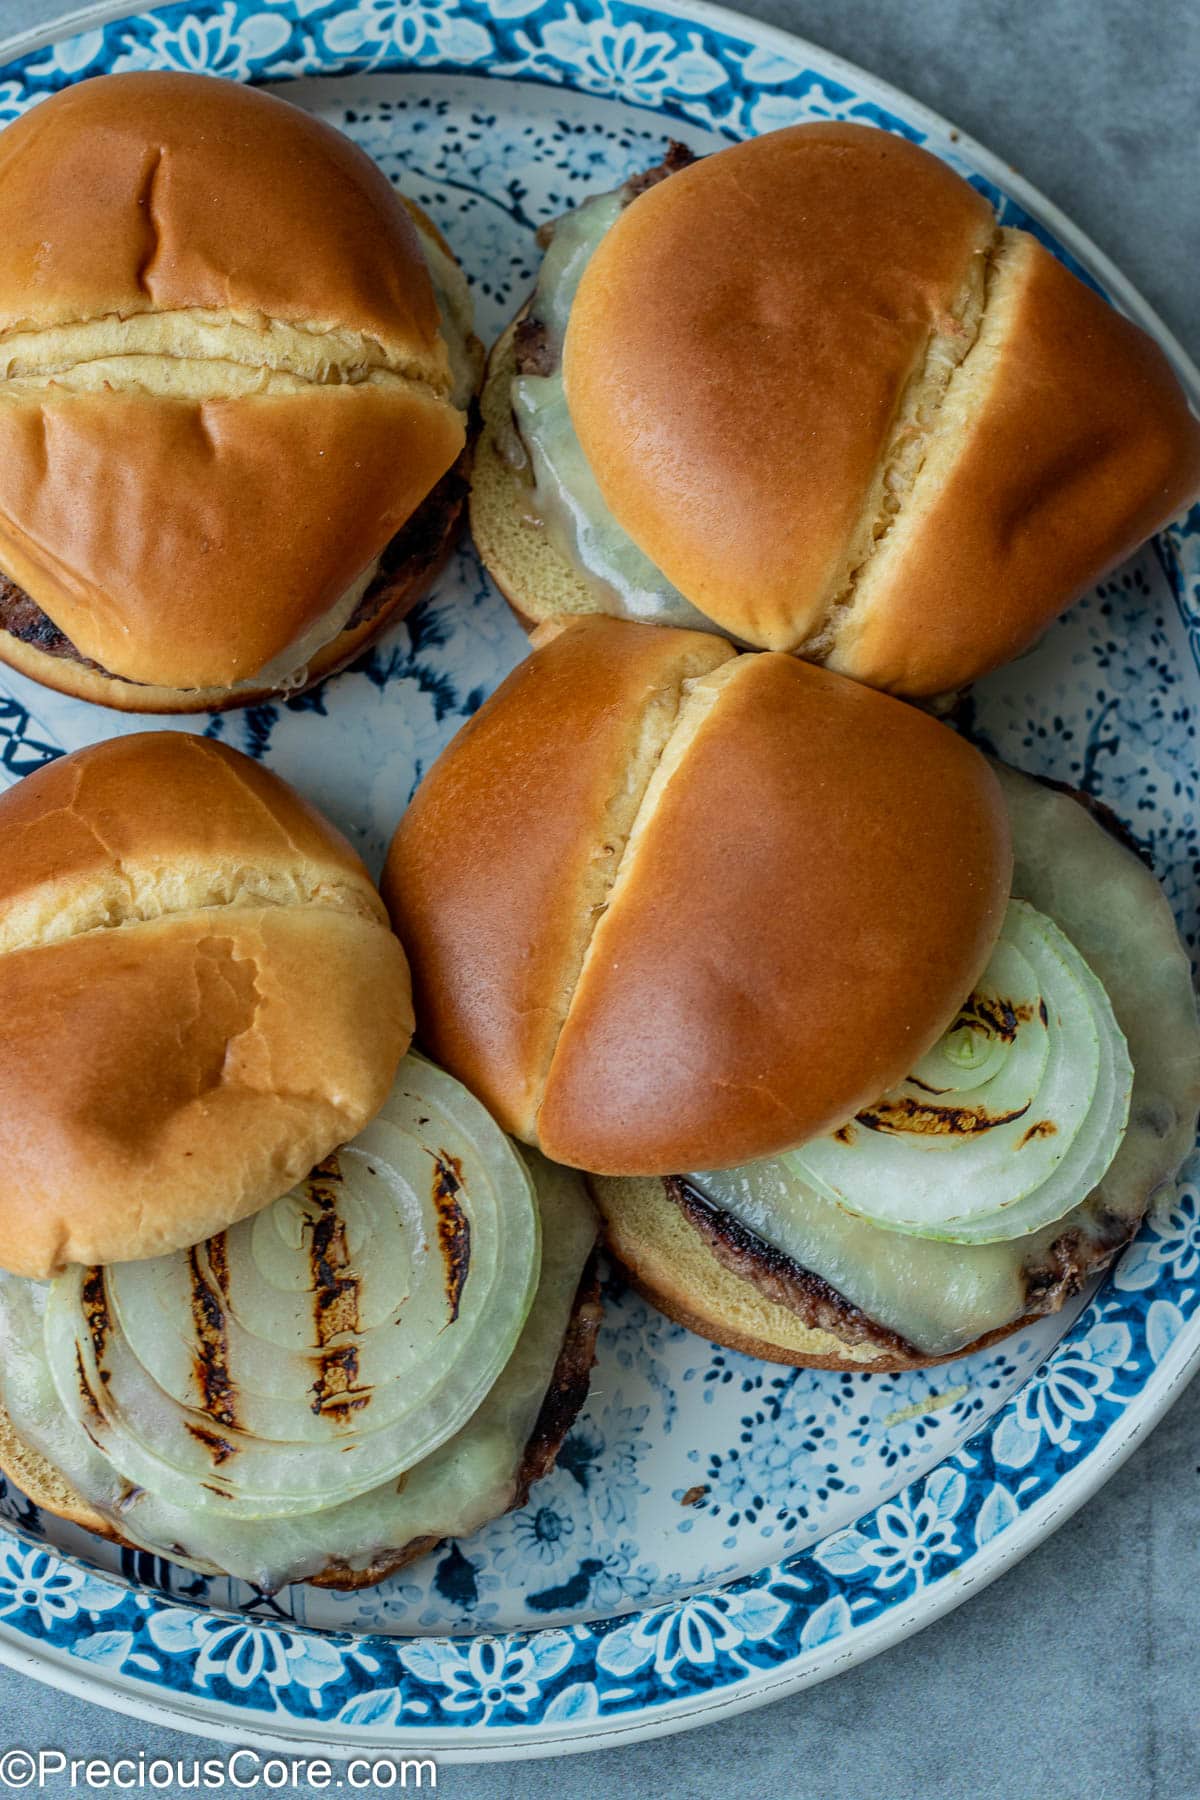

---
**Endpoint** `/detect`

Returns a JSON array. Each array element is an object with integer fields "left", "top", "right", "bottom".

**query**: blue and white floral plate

[{"left": 0, "top": 0, "right": 1197, "bottom": 1762}]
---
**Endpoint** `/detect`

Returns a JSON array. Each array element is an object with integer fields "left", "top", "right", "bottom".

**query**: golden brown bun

[
  {"left": 386, "top": 615, "right": 733, "bottom": 1140},
  {"left": 0, "top": 72, "right": 444, "bottom": 356},
  {"left": 592, "top": 1175, "right": 1042, "bottom": 1373},
  {"left": 554, "top": 125, "right": 1200, "bottom": 692},
  {"left": 0, "top": 451, "right": 471, "bottom": 714},
  {"left": 0, "top": 383, "right": 461, "bottom": 692},
  {"left": 0, "top": 1257, "right": 602, "bottom": 1590},
  {"left": 0, "top": 733, "right": 414, "bottom": 1277},
  {"left": 826, "top": 229, "right": 1200, "bottom": 692},
  {"left": 0, "top": 73, "right": 468, "bottom": 700},
  {"left": 565, "top": 123, "right": 994, "bottom": 651},
  {"left": 385, "top": 616, "right": 1011, "bottom": 1173}
]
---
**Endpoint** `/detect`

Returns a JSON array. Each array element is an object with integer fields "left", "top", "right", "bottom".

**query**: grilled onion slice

[
  {"left": 43, "top": 1055, "right": 540, "bottom": 1519},
  {"left": 0, "top": 1151, "right": 597, "bottom": 1588},
  {"left": 785, "top": 902, "right": 1132, "bottom": 1243}
]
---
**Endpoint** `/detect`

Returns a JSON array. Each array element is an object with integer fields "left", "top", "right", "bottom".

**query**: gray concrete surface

[{"left": 0, "top": 3, "right": 1196, "bottom": 1796}]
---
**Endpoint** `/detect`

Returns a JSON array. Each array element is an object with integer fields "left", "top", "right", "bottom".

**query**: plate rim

[
  {"left": 0, "top": 0, "right": 1195, "bottom": 403},
  {"left": 1, "top": 1322, "right": 1197, "bottom": 1764},
  {"left": 0, "top": 0, "right": 1196, "bottom": 1762}
]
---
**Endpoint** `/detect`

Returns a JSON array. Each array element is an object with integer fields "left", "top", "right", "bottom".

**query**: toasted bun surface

[
  {"left": 385, "top": 616, "right": 1011, "bottom": 1173},
  {"left": 826, "top": 230, "right": 1200, "bottom": 692},
  {"left": 388, "top": 615, "right": 733, "bottom": 1141},
  {"left": 0, "top": 447, "right": 472, "bottom": 714},
  {"left": 0, "top": 733, "right": 414, "bottom": 1277},
  {"left": 551, "top": 125, "right": 1200, "bottom": 691},
  {"left": 590, "top": 768, "right": 1200, "bottom": 1370},
  {"left": 0, "top": 73, "right": 444, "bottom": 346},
  {"left": 594, "top": 1175, "right": 913, "bottom": 1371},
  {"left": 592, "top": 1173, "right": 1066, "bottom": 1373},
  {"left": 0, "top": 74, "right": 467, "bottom": 699}
]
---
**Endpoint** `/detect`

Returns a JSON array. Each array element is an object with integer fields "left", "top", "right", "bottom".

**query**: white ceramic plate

[{"left": 0, "top": 0, "right": 1197, "bottom": 1761}]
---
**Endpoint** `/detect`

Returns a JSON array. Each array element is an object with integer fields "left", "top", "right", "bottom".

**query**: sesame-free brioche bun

[
  {"left": 588, "top": 1172, "right": 1082, "bottom": 1373},
  {"left": 471, "top": 318, "right": 602, "bottom": 633},
  {"left": 0, "top": 72, "right": 476, "bottom": 710},
  {"left": 589, "top": 767, "right": 1200, "bottom": 1370},
  {"left": 0, "top": 732, "right": 414, "bottom": 1278},
  {"left": 486, "top": 124, "right": 1200, "bottom": 695},
  {"left": 384, "top": 616, "right": 1012, "bottom": 1174}
]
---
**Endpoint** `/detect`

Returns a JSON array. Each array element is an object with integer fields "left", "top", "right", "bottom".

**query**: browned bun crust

[
  {"left": 592, "top": 1175, "right": 1110, "bottom": 1374},
  {"left": 0, "top": 384, "right": 463, "bottom": 693},
  {"left": 0, "top": 1256, "right": 603, "bottom": 1590},
  {"left": 385, "top": 615, "right": 735, "bottom": 1142},
  {"left": 298, "top": 453, "right": 472, "bottom": 685},
  {"left": 0, "top": 451, "right": 471, "bottom": 714},
  {"left": 0, "top": 74, "right": 468, "bottom": 699},
  {"left": 564, "top": 123, "right": 994, "bottom": 652},
  {"left": 0, "top": 733, "right": 414, "bottom": 1277},
  {"left": 385, "top": 616, "right": 1012, "bottom": 1174},
  {"left": 558, "top": 124, "right": 1200, "bottom": 692},
  {"left": 827, "top": 230, "right": 1200, "bottom": 694},
  {"left": 0, "top": 72, "right": 444, "bottom": 358}
]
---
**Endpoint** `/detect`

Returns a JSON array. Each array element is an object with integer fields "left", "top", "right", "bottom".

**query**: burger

[
  {"left": 0, "top": 72, "right": 481, "bottom": 712},
  {"left": 384, "top": 615, "right": 1200, "bottom": 1370},
  {"left": 471, "top": 124, "right": 1200, "bottom": 697},
  {"left": 0, "top": 1063, "right": 601, "bottom": 1591},
  {"left": 0, "top": 734, "right": 599, "bottom": 1586}
]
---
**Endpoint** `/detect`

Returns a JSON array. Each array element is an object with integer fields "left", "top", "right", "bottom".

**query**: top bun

[
  {"left": 0, "top": 73, "right": 466, "bottom": 701},
  {"left": 562, "top": 123, "right": 1200, "bottom": 694},
  {"left": 384, "top": 617, "right": 1011, "bottom": 1175},
  {"left": 0, "top": 732, "right": 414, "bottom": 1278}
]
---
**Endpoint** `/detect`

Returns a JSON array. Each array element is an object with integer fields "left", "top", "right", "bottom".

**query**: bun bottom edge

[
  {"left": 613, "top": 1260, "right": 1041, "bottom": 1375},
  {"left": 592, "top": 1175, "right": 1054, "bottom": 1375},
  {"left": 468, "top": 316, "right": 605, "bottom": 641}
]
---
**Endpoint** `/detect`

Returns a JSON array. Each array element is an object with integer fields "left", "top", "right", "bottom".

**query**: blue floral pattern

[{"left": 0, "top": 0, "right": 1197, "bottom": 1755}]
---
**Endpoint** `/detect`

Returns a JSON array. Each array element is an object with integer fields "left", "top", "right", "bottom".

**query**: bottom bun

[
  {"left": 591, "top": 1175, "right": 1039, "bottom": 1373},
  {"left": 0, "top": 1404, "right": 119, "bottom": 1544},
  {"left": 470, "top": 317, "right": 603, "bottom": 634},
  {"left": 591, "top": 767, "right": 1200, "bottom": 1372},
  {"left": 0, "top": 1256, "right": 601, "bottom": 1593},
  {"left": 0, "top": 453, "right": 470, "bottom": 715}
]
